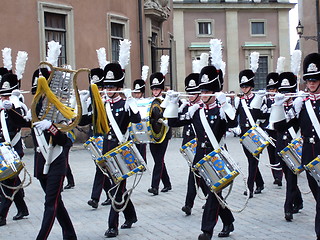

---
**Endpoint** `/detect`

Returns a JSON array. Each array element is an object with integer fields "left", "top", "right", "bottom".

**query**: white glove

[
  {"left": 23, "top": 109, "right": 32, "bottom": 121},
  {"left": 2, "top": 100, "right": 12, "bottom": 109},
  {"left": 297, "top": 90, "right": 307, "bottom": 98},
  {"left": 187, "top": 104, "right": 200, "bottom": 118},
  {"left": 11, "top": 89, "right": 21, "bottom": 97},
  {"left": 122, "top": 88, "right": 132, "bottom": 99},
  {"left": 33, "top": 119, "right": 52, "bottom": 131},
  {"left": 250, "top": 90, "right": 266, "bottom": 109},
  {"left": 273, "top": 93, "right": 288, "bottom": 106},
  {"left": 125, "top": 97, "right": 139, "bottom": 114},
  {"left": 178, "top": 99, "right": 188, "bottom": 113},
  {"left": 79, "top": 90, "right": 90, "bottom": 102},
  {"left": 216, "top": 92, "right": 226, "bottom": 105}
]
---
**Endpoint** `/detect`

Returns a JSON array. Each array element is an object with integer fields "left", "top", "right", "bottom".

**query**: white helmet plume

[
  {"left": 15, "top": 51, "right": 28, "bottom": 80},
  {"left": 96, "top": 47, "right": 109, "bottom": 70},
  {"left": 2, "top": 48, "right": 12, "bottom": 71},
  {"left": 141, "top": 65, "right": 149, "bottom": 82},
  {"left": 46, "top": 40, "right": 61, "bottom": 67},
  {"left": 250, "top": 52, "right": 260, "bottom": 73},
  {"left": 160, "top": 55, "right": 170, "bottom": 76},
  {"left": 118, "top": 39, "right": 131, "bottom": 69}
]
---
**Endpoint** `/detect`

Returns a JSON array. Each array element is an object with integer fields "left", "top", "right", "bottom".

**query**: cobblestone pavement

[{"left": 1, "top": 135, "right": 317, "bottom": 240}]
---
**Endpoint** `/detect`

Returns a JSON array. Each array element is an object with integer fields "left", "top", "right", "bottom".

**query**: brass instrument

[{"left": 31, "top": 62, "right": 90, "bottom": 132}]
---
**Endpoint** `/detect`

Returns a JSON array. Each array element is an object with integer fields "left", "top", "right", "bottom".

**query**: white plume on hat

[
  {"left": 15, "top": 51, "right": 28, "bottom": 80},
  {"left": 291, "top": 50, "right": 302, "bottom": 76},
  {"left": 221, "top": 61, "right": 226, "bottom": 77},
  {"left": 96, "top": 47, "right": 109, "bottom": 70},
  {"left": 2, "top": 47, "right": 12, "bottom": 71},
  {"left": 209, "top": 39, "right": 223, "bottom": 70},
  {"left": 250, "top": 52, "right": 260, "bottom": 73},
  {"left": 46, "top": 40, "right": 61, "bottom": 67},
  {"left": 199, "top": 53, "right": 209, "bottom": 70},
  {"left": 160, "top": 55, "right": 170, "bottom": 76},
  {"left": 276, "top": 57, "right": 286, "bottom": 74},
  {"left": 141, "top": 65, "right": 149, "bottom": 82},
  {"left": 192, "top": 59, "right": 201, "bottom": 73},
  {"left": 118, "top": 39, "right": 131, "bottom": 69}
]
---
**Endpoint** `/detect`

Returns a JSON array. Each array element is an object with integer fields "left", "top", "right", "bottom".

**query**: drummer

[
  {"left": 235, "top": 67, "right": 265, "bottom": 198},
  {"left": 270, "top": 72, "right": 303, "bottom": 222},
  {"left": 0, "top": 71, "right": 29, "bottom": 227},
  {"left": 270, "top": 52, "right": 320, "bottom": 239},
  {"left": 166, "top": 65, "right": 237, "bottom": 240}
]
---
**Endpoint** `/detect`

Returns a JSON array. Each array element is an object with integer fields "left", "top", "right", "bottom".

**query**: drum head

[{"left": 149, "top": 98, "right": 167, "bottom": 143}]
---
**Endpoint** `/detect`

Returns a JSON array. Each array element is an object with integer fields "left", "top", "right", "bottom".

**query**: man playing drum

[
  {"left": 165, "top": 65, "right": 237, "bottom": 240},
  {"left": 270, "top": 53, "right": 320, "bottom": 240}
]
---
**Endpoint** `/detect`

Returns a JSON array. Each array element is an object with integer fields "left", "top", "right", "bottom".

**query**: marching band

[{"left": 0, "top": 38, "right": 320, "bottom": 240}]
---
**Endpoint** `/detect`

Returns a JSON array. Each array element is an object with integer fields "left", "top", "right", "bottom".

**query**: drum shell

[
  {"left": 83, "top": 136, "right": 104, "bottom": 160},
  {"left": 129, "top": 98, "right": 167, "bottom": 144},
  {"left": 240, "top": 126, "right": 271, "bottom": 156},
  {"left": 180, "top": 138, "right": 197, "bottom": 167},
  {"left": 100, "top": 140, "right": 147, "bottom": 183},
  {"left": 194, "top": 148, "right": 239, "bottom": 193},
  {"left": 279, "top": 138, "right": 304, "bottom": 175},
  {"left": 0, "top": 142, "right": 23, "bottom": 181},
  {"left": 305, "top": 157, "right": 320, "bottom": 187}
]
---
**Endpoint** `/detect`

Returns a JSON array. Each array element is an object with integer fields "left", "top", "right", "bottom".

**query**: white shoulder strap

[
  {"left": 241, "top": 98, "right": 255, "bottom": 127},
  {"left": 105, "top": 101, "right": 126, "bottom": 144},
  {"left": 199, "top": 108, "right": 220, "bottom": 150},
  {"left": 305, "top": 99, "right": 320, "bottom": 138}
]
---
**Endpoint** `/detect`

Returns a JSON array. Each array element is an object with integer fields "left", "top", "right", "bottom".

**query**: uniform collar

[
  {"left": 107, "top": 95, "right": 122, "bottom": 103},
  {"left": 241, "top": 93, "right": 254, "bottom": 100},
  {"left": 308, "top": 93, "right": 320, "bottom": 101},
  {"left": 204, "top": 102, "right": 217, "bottom": 110}
]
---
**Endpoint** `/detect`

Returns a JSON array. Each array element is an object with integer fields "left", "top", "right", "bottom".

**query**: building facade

[
  {"left": 297, "top": 0, "right": 320, "bottom": 57},
  {"left": 173, "top": 0, "right": 295, "bottom": 92},
  {"left": 0, "top": 0, "right": 174, "bottom": 104}
]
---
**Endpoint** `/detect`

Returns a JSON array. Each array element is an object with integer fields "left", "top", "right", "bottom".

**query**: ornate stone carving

[{"left": 144, "top": 0, "right": 170, "bottom": 22}]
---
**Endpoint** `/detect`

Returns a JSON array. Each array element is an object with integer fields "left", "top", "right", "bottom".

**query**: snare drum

[
  {"left": 97, "top": 140, "right": 147, "bottom": 183},
  {"left": 129, "top": 98, "right": 168, "bottom": 144},
  {"left": 194, "top": 147, "right": 239, "bottom": 193},
  {"left": 304, "top": 157, "right": 320, "bottom": 187},
  {"left": 278, "top": 137, "right": 304, "bottom": 174},
  {"left": 180, "top": 138, "right": 197, "bottom": 167},
  {"left": 240, "top": 125, "right": 272, "bottom": 156},
  {"left": 0, "top": 142, "right": 23, "bottom": 181},
  {"left": 83, "top": 136, "right": 104, "bottom": 160}
]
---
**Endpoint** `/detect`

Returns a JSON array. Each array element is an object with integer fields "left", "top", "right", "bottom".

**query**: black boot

[{"left": 218, "top": 223, "right": 234, "bottom": 237}]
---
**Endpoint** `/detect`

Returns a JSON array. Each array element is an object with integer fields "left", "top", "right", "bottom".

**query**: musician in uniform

[
  {"left": 85, "top": 68, "right": 112, "bottom": 208},
  {"left": 270, "top": 72, "right": 303, "bottom": 222},
  {"left": 235, "top": 69, "right": 265, "bottom": 198},
  {"left": 0, "top": 72, "right": 29, "bottom": 227},
  {"left": 168, "top": 72, "right": 207, "bottom": 216},
  {"left": 27, "top": 68, "right": 78, "bottom": 240},
  {"left": 261, "top": 72, "right": 283, "bottom": 186},
  {"left": 270, "top": 53, "right": 320, "bottom": 239},
  {"left": 147, "top": 71, "right": 172, "bottom": 196},
  {"left": 90, "top": 62, "right": 141, "bottom": 238},
  {"left": 166, "top": 65, "right": 237, "bottom": 239}
]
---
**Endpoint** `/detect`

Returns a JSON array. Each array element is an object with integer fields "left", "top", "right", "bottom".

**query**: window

[
  {"left": 111, "top": 23, "right": 124, "bottom": 62},
  {"left": 197, "top": 20, "right": 213, "bottom": 37},
  {"left": 38, "top": 2, "right": 75, "bottom": 67},
  {"left": 250, "top": 21, "right": 266, "bottom": 36},
  {"left": 44, "top": 12, "right": 67, "bottom": 66},
  {"left": 254, "top": 56, "right": 268, "bottom": 90}
]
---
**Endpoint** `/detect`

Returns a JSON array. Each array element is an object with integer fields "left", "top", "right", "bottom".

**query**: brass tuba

[{"left": 31, "top": 62, "right": 90, "bottom": 132}]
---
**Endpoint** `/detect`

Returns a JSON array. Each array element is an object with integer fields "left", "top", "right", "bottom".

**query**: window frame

[
  {"left": 38, "top": 2, "right": 75, "bottom": 67},
  {"left": 196, "top": 19, "right": 214, "bottom": 38},
  {"left": 249, "top": 19, "right": 267, "bottom": 37}
]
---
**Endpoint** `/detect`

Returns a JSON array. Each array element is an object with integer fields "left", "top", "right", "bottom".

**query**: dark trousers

[
  {"left": 201, "top": 189, "right": 234, "bottom": 236},
  {"left": 36, "top": 175, "right": 76, "bottom": 240},
  {"left": 266, "top": 144, "right": 283, "bottom": 181},
  {"left": 65, "top": 164, "right": 75, "bottom": 186},
  {"left": 0, "top": 176, "right": 28, "bottom": 218},
  {"left": 108, "top": 180, "right": 137, "bottom": 229},
  {"left": 150, "top": 138, "right": 171, "bottom": 189},
  {"left": 242, "top": 146, "right": 264, "bottom": 193},
  {"left": 281, "top": 161, "right": 303, "bottom": 213},
  {"left": 136, "top": 143, "right": 147, "bottom": 163},
  {"left": 91, "top": 166, "right": 112, "bottom": 201}
]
